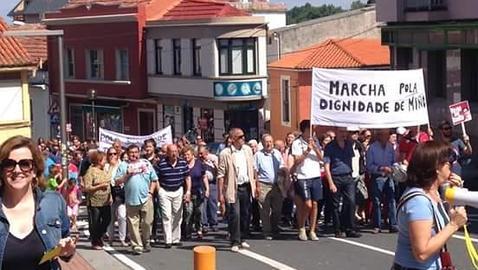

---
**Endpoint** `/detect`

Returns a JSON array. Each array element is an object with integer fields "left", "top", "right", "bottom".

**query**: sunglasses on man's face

[
  {"left": 108, "top": 152, "right": 118, "bottom": 156},
  {"left": 1, "top": 159, "right": 34, "bottom": 172},
  {"left": 441, "top": 126, "right": 452, "bottom": 131}
]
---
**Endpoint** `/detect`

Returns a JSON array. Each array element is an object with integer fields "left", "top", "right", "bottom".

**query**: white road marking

[
  {"left": 103, "top": 246, "right": 146, "bottom": 270},
  {"left": 327, "top": 237, "right": 395, "bottom": 256},
  {"left": 238, "top": 249, "right": 298, "bottom": 270},
  {"left": 452, "top": 234, "right": 478, "bottom": 243}
]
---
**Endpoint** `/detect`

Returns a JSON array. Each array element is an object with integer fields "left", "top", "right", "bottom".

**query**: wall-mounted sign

[{"left": 213, "top": 81, "right": 262, "bottom": 100}]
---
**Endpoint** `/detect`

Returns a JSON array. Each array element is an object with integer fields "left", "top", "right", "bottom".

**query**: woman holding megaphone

[{"left": 393, "top": 141, "right": 467, "bottom": 270}]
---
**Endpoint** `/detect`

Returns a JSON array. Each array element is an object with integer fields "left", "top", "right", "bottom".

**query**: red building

[{"left": 45, "top": 0, "right": 173, "bottom": 139}]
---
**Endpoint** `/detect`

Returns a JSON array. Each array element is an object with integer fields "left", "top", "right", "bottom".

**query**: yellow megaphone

[{"left": 445, "top": 186, "right": 478, "bottom": 208}]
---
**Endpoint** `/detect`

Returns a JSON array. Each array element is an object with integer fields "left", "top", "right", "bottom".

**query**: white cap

[
  {"left": 346, "top": 126, "right": 360, "bottom": 132},
  {"left": 396, "top": 127, "right": 408, "bottom": 136}
]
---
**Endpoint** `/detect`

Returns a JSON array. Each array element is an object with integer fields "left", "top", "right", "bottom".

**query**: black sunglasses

[
  {"left": 1, "top": 159, "right": 34, "bottom": 172},
  {"left": 237, "top": 135, "right": 245, "bottom": 139},
  {"left": 441, "top": 126, "right": 452, "bottom": 131},
  {"left": 108, "top": 152, "right": 118, "bottom": 156}
]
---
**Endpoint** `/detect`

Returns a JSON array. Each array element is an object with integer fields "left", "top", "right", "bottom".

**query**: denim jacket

[{"left": 0, "top": 188, "right": 70, "bottom": 270}]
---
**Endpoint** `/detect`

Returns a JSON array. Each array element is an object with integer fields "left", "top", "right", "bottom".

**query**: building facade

[
  {"left": 268, "top": 38, "right": 390, "bottom": 139},
  {"left": 0, "top": 19, "right": 36, "bottom": 143},
  {"left": 377, "top": 0, "right": 478, "bottom": 138},
  {"left": 45, "top": 1, "right": 164, "bottom": 140},
  {"left": 146, "top": 0, "right": 268, "bottom": 141}
]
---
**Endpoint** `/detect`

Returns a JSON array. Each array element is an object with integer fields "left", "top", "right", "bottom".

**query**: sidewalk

[{"left": 60, "top": 252, "right": 95, "bottom": 270}]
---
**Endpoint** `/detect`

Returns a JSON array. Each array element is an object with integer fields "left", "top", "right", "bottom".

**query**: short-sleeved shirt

[
  {"left": 394, "top": 188, "right": 446, "bottom": 270},
  {"left": 189, "top": 160, "right": 205, "bottom": 195},
  {"left": 323, "top": 140, "right": 354, "bottom": 176},
  {"left": 154, "top": 157, "right": 189, "bottom": 192},
  {"left": 83, "top": 166, "right": 111, "bottom": 207},
  {"left": 115, "top": 159, "right": 158, "bottom": 206},
  {"left": 399, "top": 138, "right": 417, "bottom": 163},
  {"left": 254, "top": 149, "right": 283, "bottom": 184},
  {"left": 451, "top": 138, "right": 467, "bottom": 175},
  {"left": 291, "top": 137, "right": 322, "bottom": 180},
  {"left": 46, "top": 177, "right": 59, "bottom": 191}
]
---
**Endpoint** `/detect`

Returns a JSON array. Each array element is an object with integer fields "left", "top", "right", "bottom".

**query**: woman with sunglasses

[
  {"left": 105, "top": 147, "right": 128, "bottom": 247},
  {"left": 83, "top": 151, "right": 112, "bottom": 249},
  {"left": 392, "top": 141, "right": 467, "bottom": 270},
  {"left": 0, "top": 136, "right": 75, "bottom": 269}
]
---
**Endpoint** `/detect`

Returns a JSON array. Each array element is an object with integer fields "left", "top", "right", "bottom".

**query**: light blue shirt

[
  {"left": 115, "top": 159, "right": 158, "bottom": 206},
  {"left": 394, "top": 188, "right": 446, "bottom": 270},
  {"left": 366, "top": 141, "right": 395, "bottom": 175},
  {"left": 254, "top": 148, "right": 283, "bottom": 184}
]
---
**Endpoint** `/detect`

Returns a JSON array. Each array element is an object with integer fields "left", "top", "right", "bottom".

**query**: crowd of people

[{"left": 0, "top": 118, "right": 473, "bottom": 267}]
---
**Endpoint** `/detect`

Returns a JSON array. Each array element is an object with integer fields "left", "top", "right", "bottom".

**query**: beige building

[{"left": 0, "top": 19, "right": 36, "bottom": 143}]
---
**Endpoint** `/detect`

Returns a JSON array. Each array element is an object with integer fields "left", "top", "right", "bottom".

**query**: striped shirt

[{"left": 155, "top": 157, "right": 190, "bottom": 191}]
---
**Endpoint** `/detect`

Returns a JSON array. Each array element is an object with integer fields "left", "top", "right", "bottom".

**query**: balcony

[{"left": 405, "top": 0, "right": 447, "bottom": 11}]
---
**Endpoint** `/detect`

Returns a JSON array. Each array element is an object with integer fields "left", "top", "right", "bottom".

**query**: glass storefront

[{"left": 70, "top": 104, "right": 122, "bottom": 140}]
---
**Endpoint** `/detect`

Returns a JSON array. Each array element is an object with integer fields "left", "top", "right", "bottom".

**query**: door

[{"left": 138, "top": 109, "right": 155, "bottom": 135}]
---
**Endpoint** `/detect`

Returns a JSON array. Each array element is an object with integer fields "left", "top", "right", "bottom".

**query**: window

[
  {"left": 427, "top": 50, "right": 446, "bottom": 98},
  {"left": 281, "top": 76, "right": 291, "bottom": 124},
  {"left": 65, "top": 48, "right": 75, "bottom": 78},
  {"left": 116, "top": 49, "right": 129, "bottom": 81},
  {"left": 218, "top": 38, "right": 256, "bottom": 75},
  {"left": 173, "top": 39, "right": 181, "bottom": 75},
  {"left": 86, "top": 49, "right": 103, "bottom": 79},
  {"left": 154, "top": 39, "right": 163, "bottom": 74},
  {"left": 192, "top": 39, "right": 201, "bottom": 76},
  {"left": 461, "top": 49, "right": 478, "bottom": 102}
]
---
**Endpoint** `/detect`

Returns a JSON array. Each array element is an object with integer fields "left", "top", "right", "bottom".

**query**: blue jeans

[
  {"left": 201, "top": 182, "right": 218, "bottom": 227},
  {"left": 371, "top": 175, "right": 397, "bottom": 229}
]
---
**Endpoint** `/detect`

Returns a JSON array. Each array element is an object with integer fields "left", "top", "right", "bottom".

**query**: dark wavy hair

[
  {"left": 0, "top": 136, "right": 45, "bottom": 189},
  {"left": 406, "top": 140, "right": 454, "bottom": 189}
]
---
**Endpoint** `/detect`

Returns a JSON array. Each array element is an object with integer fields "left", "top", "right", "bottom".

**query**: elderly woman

[
  {"left": 0, "top": 136, "right": 75, "bottom": 269},
  {"left": 393, "top": 141, "right": 467, "bottom": 270},
  {"left": 83, "top": 151, "right": 112, "bottom": 249}
]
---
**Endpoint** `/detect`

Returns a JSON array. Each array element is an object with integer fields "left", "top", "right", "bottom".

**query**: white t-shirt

[
  {"left": 291, "top": 137, "right": 321, "bottom": 180},
  {"left": 232, "top": 146, "right": 249, "bottom": 185},
  {"left": 351, "top": 142, "right": 360, "bottom": 178}
]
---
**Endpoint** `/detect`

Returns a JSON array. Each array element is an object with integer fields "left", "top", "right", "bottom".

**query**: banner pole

[{"left": 461, "top": 122, "right": 467, "bottom": 137}]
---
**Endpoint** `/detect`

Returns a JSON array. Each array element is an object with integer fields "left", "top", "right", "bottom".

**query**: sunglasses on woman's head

[{"left": 1, "top": 159, "right": 34, "bottom": 172}]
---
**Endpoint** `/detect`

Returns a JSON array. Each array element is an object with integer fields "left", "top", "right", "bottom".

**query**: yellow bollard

[{"left": 193, "top": 245, "right": 216, "bottom": 270}]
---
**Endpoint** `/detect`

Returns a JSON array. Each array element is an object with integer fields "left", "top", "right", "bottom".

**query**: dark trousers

[
  {"left": 331, "top": 174, "right": 356, "bottom": 233},
  {"left": 151, "top": 193, "right": 161, "bottom": 238},
  {"left": 227, "top": 184, "right": 251, "bottom": 245},
  {"left": 89, "top": 205, "right": 112, "bottom": 244},
  {"left": 202, "top": 182, "right": 218, "bottom": 227},
  {"left": 182, "top": 194, "right": 204, "bottom": 238}
]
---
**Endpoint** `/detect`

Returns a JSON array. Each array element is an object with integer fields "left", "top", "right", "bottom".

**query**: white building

[{"left": 146, "top": 0, "right": 268, "bottom": 142}]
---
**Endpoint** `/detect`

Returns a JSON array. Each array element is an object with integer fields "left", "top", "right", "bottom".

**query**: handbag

[{"left": 355, "top": 175, "right": 368, "bottom": 201}]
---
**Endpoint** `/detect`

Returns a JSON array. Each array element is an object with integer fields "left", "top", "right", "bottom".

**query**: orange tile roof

[
  {"left": 0, "top": 19, "right": 35, "bottom": 69},
  {"left": 269, "top": 38, "right": 390, "bottom": 70},
  {"left": 8, "top": 24, "right": 47, "bottom": 66},
  {"left": 63, "top": 0, "right": 151, "bottom": 9},
  {"left": 159, "top": 0, "right": 249, "bottom": 21}
]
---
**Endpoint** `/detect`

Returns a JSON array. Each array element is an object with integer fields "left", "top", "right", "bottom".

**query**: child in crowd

[
  {"left": 62, "top": 177, "right": 81, "bottom": 231},
  {"left": 46, "top": 164, "right": 64, "bottom": 191}
]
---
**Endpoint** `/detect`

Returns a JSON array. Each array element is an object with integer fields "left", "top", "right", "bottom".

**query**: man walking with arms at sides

[
  {"left": 154, "top": 144, "right": 191, "bottom": 248},
  {"left": 255, "top": 134, "right": 287, "bottom": 240},
  {"left": 291, "top": 120, "right": 323, "bottom": 241},
  {"left": 367, "top": 130, "right": 398, "bottom": 234},
  {"left": 218, "top": 128, "right": 257, "bottom": 252},
  {"left": 323, "top": 128, "right": 361, "bottom": 238},
  {"left": 115, "top": 144, "right": 158, "bottom": 255}
]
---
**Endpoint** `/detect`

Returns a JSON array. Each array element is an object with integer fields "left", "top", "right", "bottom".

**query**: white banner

[
  {"left": 311, "top": 68, "right": 429, "bottom": 128},
  {"left": 99, "top": 126, "right": 173, "bottom": 151}
]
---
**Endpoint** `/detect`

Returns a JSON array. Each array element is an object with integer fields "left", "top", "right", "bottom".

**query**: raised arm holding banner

[{"left": 311, "top": 68, "right": 429, "bottom": 128}]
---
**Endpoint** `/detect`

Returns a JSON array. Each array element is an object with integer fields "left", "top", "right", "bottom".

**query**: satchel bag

[{"left": 355, "top": 175, "right": 368, "bottom": 201}]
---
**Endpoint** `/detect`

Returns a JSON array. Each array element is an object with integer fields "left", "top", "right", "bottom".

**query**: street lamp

[
  {"left": 87, "top": 89, "right": 97, "bottom": 140},
  {"left": 4, "top": 29, "right": 68, "bottom": 180}
]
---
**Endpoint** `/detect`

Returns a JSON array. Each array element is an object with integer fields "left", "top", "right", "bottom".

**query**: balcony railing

[{"left": 405, "top": 0, "right": 447, "bottom": 11}]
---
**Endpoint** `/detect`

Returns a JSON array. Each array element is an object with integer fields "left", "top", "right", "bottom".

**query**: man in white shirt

[{"left": 291, "top": 120, "right": 323, "bottom": 241}]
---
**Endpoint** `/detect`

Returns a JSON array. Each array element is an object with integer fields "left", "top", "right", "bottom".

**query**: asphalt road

[{"left": 99, "top": 218, "right": 478, "bottom": 270}]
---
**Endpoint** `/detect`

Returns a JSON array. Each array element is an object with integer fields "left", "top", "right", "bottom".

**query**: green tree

[
  {"left": 286, "top": 3, "right": 344, "bottom": 25},
  {"left": 350, "top": 0, "right": 366, "bottom": 10}
]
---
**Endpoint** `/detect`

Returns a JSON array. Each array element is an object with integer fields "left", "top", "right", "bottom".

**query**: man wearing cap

[
  {"left": 324, "top": 127, "right": 361, "bottom": 238},
  {"left": 437, "top": 120, "right": 473, "bottom": 176}
]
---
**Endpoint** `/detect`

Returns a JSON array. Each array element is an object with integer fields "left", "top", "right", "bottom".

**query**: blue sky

[{"left": 1, "top": 0, "right": 365, "bottom": 21}]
